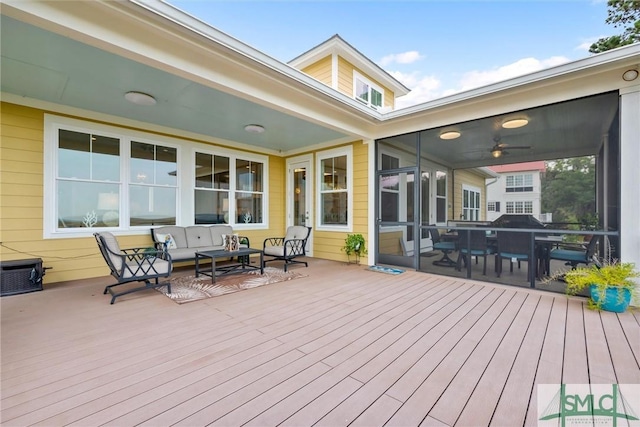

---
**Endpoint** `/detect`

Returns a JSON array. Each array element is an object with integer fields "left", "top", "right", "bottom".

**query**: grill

[{"left": 490, "top": 214, "right": 546, "bottom": 229}]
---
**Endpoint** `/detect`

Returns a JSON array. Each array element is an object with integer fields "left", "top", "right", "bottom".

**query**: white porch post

[
  {"left": 619, "top": 86, "right": 640, "bottom": 303},
  {"left": 367, "top": 138, "right": 376, "bottom": 267}
]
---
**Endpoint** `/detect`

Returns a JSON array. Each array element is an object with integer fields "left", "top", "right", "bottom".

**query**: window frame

[
  {"left": 353, "top": 70, "right": 384, "bottom": 110},
  {"left": 316, "top": 146, "right": 353, "bottom": 232},
  {"left": 44, "top": 114, "right": 270, "bottom": 238},
  {"left": 462, "top": 184, "right": 481, "bottom": 221},
  {"left": 193, "top": 148, "right": 268, "bottom": 229},
  {"left": 505, "top": 173, "right": 534, "bottom": 192}
]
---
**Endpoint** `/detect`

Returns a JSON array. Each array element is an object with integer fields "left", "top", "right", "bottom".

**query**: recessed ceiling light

[
  {"left": 622, "top": 69, "right": 639, "bottom": 82},
  {"left": 440, "top": 131, "right": 461, "bottom": 140},
  {"left": 502, "top": 118, "right": 528, "bottom": 129},
  {"left": 124, "top": 91, "right": 156, "bottom": 106},
  {"left": 244, "top": 124, "right": 265, "bottom": 134}
]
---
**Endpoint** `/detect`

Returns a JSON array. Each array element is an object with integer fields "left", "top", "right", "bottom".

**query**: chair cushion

[
  {"left": 434, "top": 242, "right": 456, "bottom": 251},
  {"left": 210, "top": 225, "right": 233, "bottom": 246},
  {"left": 98, "top": 232, "right": 123, "bottom": 270},
  {"left": 185, "top": 226, "right": 214, "bottom": 248},
  {"left": 285, "top": 226, "right": 309, "bottom": 241},
  {"left": 153, "top": 226, "right": 187, "bottom": 248},
  {"left": 264, "top": 246, "right": 285, "bottom": 257},
  {"left": 499, "top": 251, "right": 528, "bottom": 260},
  {"left": 550, "top": 249, "right": 587, "bottom": 263}
]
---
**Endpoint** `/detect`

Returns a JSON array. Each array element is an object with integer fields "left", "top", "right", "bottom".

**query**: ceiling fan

[{"left": 490, "top": 136, "right": 531, "bottom": 158}]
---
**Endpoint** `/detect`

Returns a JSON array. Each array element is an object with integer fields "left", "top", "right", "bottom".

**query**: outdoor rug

[
  {"left": 156, "top": 267, "right": 306, "bottom": 304},
  {"left": 366, "top": 265, "right": 405, "bottom": 275}
]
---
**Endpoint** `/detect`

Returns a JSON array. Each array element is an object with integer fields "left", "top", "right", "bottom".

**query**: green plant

[
  {"left": 550, "top": 261, "right": 639, "bottom": 311},
  {"left": 341, "top": 233, "right": 367, "bottom": 256}
]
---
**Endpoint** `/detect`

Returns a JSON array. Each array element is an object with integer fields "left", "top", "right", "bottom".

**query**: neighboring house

[
  {"left": 1, "top": 1, "right": 638, "bottom": 285},
  {"left": 485, "top": 161, "right": 546, "bottom": 222}
]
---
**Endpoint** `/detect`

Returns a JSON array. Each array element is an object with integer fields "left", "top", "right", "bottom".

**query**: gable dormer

[{"left": 289, "top": 34, "right": 409, "bottom": 112}]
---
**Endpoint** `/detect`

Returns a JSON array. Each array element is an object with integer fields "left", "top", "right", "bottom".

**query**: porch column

[{"left": 619, "top": 86, "right": 640, "bottom": 302}]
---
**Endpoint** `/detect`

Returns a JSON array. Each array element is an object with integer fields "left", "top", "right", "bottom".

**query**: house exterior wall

[
  {"left": 301, "top": 55, "right": 333, "bottom": 87},
  {"left": 0, "top": 102, "right": 369, "bottom": 284},
  {"left": 451, "top": 169, "right": 487, "bottom": 221},
  {"left": 485, "top": 169, "right": 542, "bottom": 221},
  {"left": 336, "top": 56, "right": 395, "bottom": 110}
]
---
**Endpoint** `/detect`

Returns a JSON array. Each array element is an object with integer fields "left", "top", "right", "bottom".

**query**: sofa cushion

[
  {"left": 155, "top": 233, "right": 177, "bottom": 249},
  {"left": 185, "top": 226, "right": 215, "bottom": 248},
  {"left": 153, "top": 226, "right": 187, "bottom": 248},
  {"left": 210, "top": 225, "right": 233, "bottom": 246}
]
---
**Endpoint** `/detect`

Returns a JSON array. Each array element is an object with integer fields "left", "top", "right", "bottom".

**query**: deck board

[{"left": 1, "top": 259, "right": 638, "bottom": 427}]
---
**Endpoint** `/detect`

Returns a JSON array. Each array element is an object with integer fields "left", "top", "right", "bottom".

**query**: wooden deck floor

[{"left": 1, "top": 259, "right": 639, "bottom": 426}]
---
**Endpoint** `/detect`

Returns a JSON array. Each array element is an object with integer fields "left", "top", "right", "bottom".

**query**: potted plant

[
  {"left": 558, "top": 261, "right": 639, "bottom": 312},
  {"left": 342, "top": 233, "right": 367, "bottom": 264}
]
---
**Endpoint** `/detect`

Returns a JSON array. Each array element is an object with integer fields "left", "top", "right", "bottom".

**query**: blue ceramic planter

[{"left": 589, "top": 285, "right": 631, "bottom": 313}]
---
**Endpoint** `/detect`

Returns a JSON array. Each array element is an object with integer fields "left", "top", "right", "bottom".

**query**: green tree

[
  {"left": 541, "top": 157, "right": 596, "bottom": 225},
  {"left": 590, "top": 0, "right": 640, "bottom": 53}
]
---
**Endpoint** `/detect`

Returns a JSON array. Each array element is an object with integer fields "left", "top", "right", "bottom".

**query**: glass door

[{"left": 287, "top": 155, "right": 313, "bottom": 256}]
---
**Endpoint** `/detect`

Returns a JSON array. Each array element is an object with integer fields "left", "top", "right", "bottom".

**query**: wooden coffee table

[{"left": 195, "top": 248, "right": 264, "bottom": 283}]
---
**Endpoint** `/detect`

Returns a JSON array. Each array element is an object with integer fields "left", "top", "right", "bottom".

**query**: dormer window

[{"left": 354, "top": 71, "right": 383, "bottom": 109}]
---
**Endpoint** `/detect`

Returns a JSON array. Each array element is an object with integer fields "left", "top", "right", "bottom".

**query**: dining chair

[
  {"left": 429, "top": 225, "right": 457, "bottom": 267},
  {"left": 456, "top": 229, "right": 495, "bottom": 275},
  {"left": 495, "top": 231, "right": 534, "bottom": 282},
  {"left": 549, "top": 234, "right": 598, "bottom": 269}
]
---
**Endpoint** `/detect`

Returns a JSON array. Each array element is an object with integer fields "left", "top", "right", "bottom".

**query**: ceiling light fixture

[
  {"left": 622, "top": 69, "right": 639, "bottom": 82},
  {"left": 439, "top": 131, "right": 461, "bottom": 140},
  {"left": 502, "top": 118, "right": 528, "bottom": 129},
  {"left": 244, "top": 124, "right": 265, "bottom": 134},
  {"left": 124, "top": 91, "right": 157, "bottom": 106},
  {"left": 491, "top": 148, "right": 503, "bottom": 158}
]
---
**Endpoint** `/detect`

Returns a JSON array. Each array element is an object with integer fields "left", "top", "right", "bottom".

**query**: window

[
  {"left": 436, "top": 171, "right": 447, "bottom": 223},
  {"left": 506, "top": 174, "right": 533, "bottom": 192},
  {"left": 317, "top": 146, "right": 352, "bottom": 230},
  {"left": 354, "top": 71, "right": 384, "bottom": 109},
  {"left": 46, "top": 117, "right": 179, "bottom": 236},
  {"left": 488, "top": 201, "right": 500, "bottom": 212},
  {"left": 506, "top": 201, "right": 533, "bottom": 214},
  {"left": 44, "top": 115, "right": 269, "bottom": 237},
  {"left": 462, "top": 185, "right": 481, "bottom": 221},
  {"left": 194, "top": 152, "right": 266, "bottom": 225}
]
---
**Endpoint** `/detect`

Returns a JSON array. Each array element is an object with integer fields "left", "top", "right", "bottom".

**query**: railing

[{"left": 422, "top": 225, "right": 619, "bottom": 289}]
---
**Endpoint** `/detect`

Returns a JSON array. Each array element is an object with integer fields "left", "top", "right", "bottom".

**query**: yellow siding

[
  {"left": 312, "top": 141, "right": 369, "bottom": 263},
  {"left": 451, "top": 169, "right": 487, "bottom": 221},
  {"left": 1, "top": 102, "right": 371, "bottom": 284},
  {"left": 0, "top": 102, "right": 285, "bottom": 284},
  {"left": 301, "top": 55, "right": 333, "bottom": 87},
  {"left": 336, "top": 56, "right": 395, "bottom": 109}
]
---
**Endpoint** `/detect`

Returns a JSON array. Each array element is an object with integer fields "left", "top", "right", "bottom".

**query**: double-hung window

[
  {"left": 506, "top": 174, "right": 533, "bottom": 192},
  {"left": 506, "top": 201, "right": 533, "bottom": 214},
  {"left": 354, "top": 71, "right": 383, "bottom": 110},
  {"left": 462, "top": 185, "right": 481, "bottom": 221},
  {"left": 317, "top": 146, "right": 352, "bottom": 230},
  {"left": 194, "top": 151, "right": 266, "bottom": 226},
  {"left": 45, "top": 115, "right": 179, "bottom": 237}
]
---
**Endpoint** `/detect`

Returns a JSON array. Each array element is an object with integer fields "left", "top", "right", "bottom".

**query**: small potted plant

[
  {"left": 557, "top": 261, "right": 639, "bottom": 312},
  {"left": 342, "top": 233, "right": 367, "bottom": 264}
]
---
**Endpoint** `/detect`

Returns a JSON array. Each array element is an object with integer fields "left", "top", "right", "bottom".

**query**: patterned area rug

[{"left": 156, "top": 267, "right": 306, "bottom": 304}]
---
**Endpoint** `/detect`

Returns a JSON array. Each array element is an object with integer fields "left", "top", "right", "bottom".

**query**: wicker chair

[{"left": 95, "top": 232, "right": 173, "bottom": 304}]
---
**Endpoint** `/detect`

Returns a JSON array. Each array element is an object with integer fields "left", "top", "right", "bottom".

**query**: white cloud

[
  {"left": 457, "top": 56, "right": 570, "bottom": 92},
  {"left": 379, "top": 51, "right": 424, "bottom": 66},
  {"left": 393, "top": 56, "right": 571, "bottom": 109},
  {"left": 576, "top": 36, "right": 604, "bottom": 51}
]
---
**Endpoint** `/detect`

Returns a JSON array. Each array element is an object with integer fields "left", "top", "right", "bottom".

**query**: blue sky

[{"left": 168, "top": 1, "right": 613, "bottom": 108}]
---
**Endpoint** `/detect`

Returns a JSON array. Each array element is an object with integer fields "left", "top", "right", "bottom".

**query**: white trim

[
  {"left": 367, "top": 139, "right": 375, "bottom": 266},
  {"left": 43, "top": 114, "right": 269, "bottom": 238},
  {"left": 353, "top": 70, "right": 385, "bottom": 110},
  {"left": 316, "top": 146, "right": 353, "bottom": 232}
]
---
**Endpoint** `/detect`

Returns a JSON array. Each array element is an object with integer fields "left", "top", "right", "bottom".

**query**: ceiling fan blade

[{"left": 507, "top": 145, "right": 531, "bottom": 150}]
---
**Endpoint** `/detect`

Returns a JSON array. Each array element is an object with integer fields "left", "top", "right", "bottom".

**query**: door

[{"left": 287, "top": 155, "right": 313, "bottom": 256}]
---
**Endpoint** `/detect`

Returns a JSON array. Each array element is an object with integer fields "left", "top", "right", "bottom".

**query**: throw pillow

[
  {"left": 223, "top": 233, "right": 240, "bottom": 251},
  {"left": 156, "top": 233, "right": 177, "bottom": 249}
]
